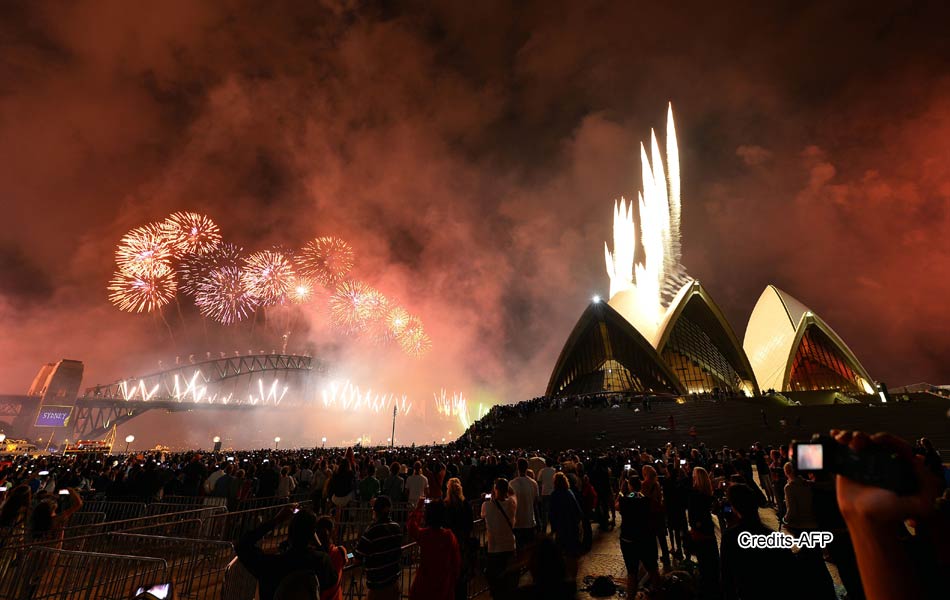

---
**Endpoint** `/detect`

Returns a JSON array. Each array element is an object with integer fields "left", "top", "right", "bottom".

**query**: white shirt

[
  {"left": 509, "top": 476, "right": 539, "bottom": 528},
  {"left": 481, "top": 496, "right": 517, "bottom": 553},
  {"left": 538, "top": 467, "right": 556, "bottom": 496},
  {"left": 406, "top": 473, "right": 428, "bottom": 503},
  {"left": 205, "top": 469, "right": 225, "bottom": 493}
]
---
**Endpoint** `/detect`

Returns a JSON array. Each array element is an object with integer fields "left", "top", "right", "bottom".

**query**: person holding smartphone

[
  {"left": 237, "top": 504, "right": 338, "bottom": 600},
  {"left": 29, "top": 487, "right": 83, "bottom": 543}
]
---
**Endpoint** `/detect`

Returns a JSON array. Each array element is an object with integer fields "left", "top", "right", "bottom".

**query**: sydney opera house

[{"left": 547, "top": 105, "right": 876, "bottom": 401}]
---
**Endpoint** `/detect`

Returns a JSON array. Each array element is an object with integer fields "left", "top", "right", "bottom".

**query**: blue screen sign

[{"left": 35, "top": 406, "right": 73, "bottom": 427}]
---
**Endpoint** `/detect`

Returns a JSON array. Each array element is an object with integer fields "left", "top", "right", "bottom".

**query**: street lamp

[
  {"left": 213, "top": 436, "right": 221, "bottom": 443},
  {"left": 321, "top": 437, "right": 326, "bottom": 448},
  {"left": 274, "top": 436, "right": 281, "bottom": 449},
  {"left": 124, "top": 435, "right": 135, "bottom": 453},
  {"left": 0, "top": 433, "right": 6, "bottom": 444}
]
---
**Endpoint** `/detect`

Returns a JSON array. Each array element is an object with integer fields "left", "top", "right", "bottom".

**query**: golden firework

[
  {"left": 108, "top": 270, "right": 177, "bottom": 313},
  {"left": 241, "top": 250, "right": 296, "bottom": 306},
  {"left": 115, "top": 223, "right": 173, "bottom": 278},
  {"left": 162, "top": 212, "right": 222, "bottom": 256},
  {"left": 297, "top": 236, "right": 355, "bottom": 286}
]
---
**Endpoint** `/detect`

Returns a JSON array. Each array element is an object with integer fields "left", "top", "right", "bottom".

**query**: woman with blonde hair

[
  {"left": 444, "top": 477, "right": 473, "bottom": 600},
  {"left": 687, "top": 466, "right": 719, "bottom": 596}
]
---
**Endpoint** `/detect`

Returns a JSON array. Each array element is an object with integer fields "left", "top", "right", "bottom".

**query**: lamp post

[
  {"left": 321, "top": 437, "right": 326, "bottom": 448},
  {"left": 213, "top": 436, "right": 221, "bottom": 443},
  {"left": 0, "top": 433, "right": 6, "bottom": 444},
  {"left": 274, "top": 436, "right": 281, "bottom": 449},
  {"left": 391, "top": 405, "right": 397, "bottom": 449},
  {"left": 124, "top": 435, "right": 135, "bottom": 453}
]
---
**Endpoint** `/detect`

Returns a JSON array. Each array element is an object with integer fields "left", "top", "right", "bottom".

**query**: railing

[
  {"left": 220, "top": 556, "right": 257, "bottom": 600},
  {"left": 197, "top": 502, "right": 312, "bottom": 552},
  {"left": 83, "top": 534, "right": 234, "bottom": 600},
  {"left": 78, "top": 501, "right": 147, "bottom": 522},
  {"left": 0, "top": 501, "right": 491, "bottom": 600},
  {"left": 1, "top": 547, "right": 168, "bottom": 600}
]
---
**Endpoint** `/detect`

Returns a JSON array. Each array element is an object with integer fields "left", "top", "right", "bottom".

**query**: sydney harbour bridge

[{"left": 0, "top": 353, "right": 322, "bottom": 440}]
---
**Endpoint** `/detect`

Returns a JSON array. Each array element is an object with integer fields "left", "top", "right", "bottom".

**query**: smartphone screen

[
  {"left": 59, "top": 489, "right": 70, "bottom": 496},
  {"left": 346, "top": 552, "right": 354, "bottom": 560},
  {"left": 134, "top": 583, "right": 170, "bottom": 599},
  {"left": 679, "top": 459, "right": 686, "bottom": 465},
  {"left": 0, "top": 487, "right": 8, "bottom": 492},
  {"left": 484, "top": 493, "right": 491, "bottom": 500},
  {"left": 624, "top": 464, "right": 631, "bottom": 471},
  {"left": 293, "top": 507, "right": 300, "bottom": 514}
]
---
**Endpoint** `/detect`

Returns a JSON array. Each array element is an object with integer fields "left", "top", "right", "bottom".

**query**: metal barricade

[
  {"left": 79, "top": 533, "right": 234, "bottom": 600},
  {"left": 146, "top": 502, "right": 208, "bottom": 517},
  {"left": 160, "top": 495, "right": 227, "bottom": 508},
  {"left": 61, "top": 507, "right": 226, "bottom": 540},
  {"left": 5, "top": 547, "right": 168, "bottom": 600},
  {"left": 197, "top": 502, "right": 310, "bottom": 551},
  {"left": 341, "top": 542, "right": 420, "bottom": 600},
  {"left": 78, "top": 501, "right": 147, "bottom": 522},
  {"left": 64, "top": 512, "right": 106, "bottom": 528},
  {"left": 220, "top": 556, "right": 257, "bottom": 600}
]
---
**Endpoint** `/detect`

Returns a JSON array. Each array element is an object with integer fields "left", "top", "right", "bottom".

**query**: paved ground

[{"left": 514, "top": 475, "right": 847, "bottom": 599}]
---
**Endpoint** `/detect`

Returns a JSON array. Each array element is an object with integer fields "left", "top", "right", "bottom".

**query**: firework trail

[
  {"left": 321, "top": 380, "right": 412, "bottom": 416},
  {"left": 108, "top": 270, "right": 178, "bottom": 313},
  {"left": 179, "top": 242, "right": 243, "bottom": 296},
  {"left": 397, "top": 316, "right": 432, "bottom": 357},
  {"left": 241, "top": 250, "right": 296, "bottom": 306},
  {"left": 115, "top": 223, "right": 173, "bottom": 279},
  {"left": 297, "top": 236, "right": 355, "bottom": 286},
  {"left": 161, "top": 212, "right": 222, "bottom": 256},
  {"left": 434, "top": 388, "right": 470, "bottom": 429},
  {"left": 195, "top": 266, "right": 259, "bottom": 324}
]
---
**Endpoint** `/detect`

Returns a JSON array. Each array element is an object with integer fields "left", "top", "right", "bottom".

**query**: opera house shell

[
  {"left": 743, "top": 285, "right": 875, "bottom": 395},
  {"left": 652, "top": 281, "right": 759, "bottom": 396},
  {"left": 546, "top": 300, "right": 686, "bottom": 397}
]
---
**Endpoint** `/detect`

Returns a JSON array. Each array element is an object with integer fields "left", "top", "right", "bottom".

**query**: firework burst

[
  {"left": 288, "top": 275, "right": 317, "bottom": 304},
  {"left": 179, "top": 242, "right": 243, "bottom": 296},
  {"left": 397, "top": 316, "right": 432, "bottom": 357},
  {"left": 241, "top": 250, "right": 296, "bottom": 306},
  {"left": 297, "top": 236, "right": 355, "bottom": 286},
  {"left": 328, "top": 280, "right": 388, "bottom": 332},
  {"left": 108, "top": 270, "right": 177, "bottom": 313},
  {"left": 162, "top": 212, "right": 222, "bottom": 256},
  {"left": 195, "top": 266, "right": 259, "bottom": 324},
  {"left": 115, "top": 224, "right": 173, "bottom": 278}
]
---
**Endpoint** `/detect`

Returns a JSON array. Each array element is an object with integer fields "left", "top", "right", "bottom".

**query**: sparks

[
  {"left": 162, "top": 212, "right": 222, "bottom": 256},
  {"left": 297, "top": 236, "right": 355, "bottom": 287},
  {"left": 115, "top": 223, "right": 174, "bottom": 279},
  {"left": 108, "top": 270, "right": 177, "bottom": 313},
  {"left": 241, "top": 250, "right": 296, "bottom": 306},
  {"left": 195, "top": 266, "right": 259, "bottom": 324},
  {"left": 604, "top": 103, "right": 690, "bottom": 342}
]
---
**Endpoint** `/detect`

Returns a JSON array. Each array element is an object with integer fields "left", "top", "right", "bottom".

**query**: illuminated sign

[{"left": 34, "top": 406, "right": 73, "bottom": 427}]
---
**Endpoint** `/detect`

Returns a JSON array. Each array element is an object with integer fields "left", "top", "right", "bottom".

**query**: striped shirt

[{"left": 354, "top": 518, "right": 403, "bottom": 588}]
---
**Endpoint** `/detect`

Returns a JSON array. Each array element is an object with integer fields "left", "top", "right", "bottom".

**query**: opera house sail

[
  {"left": 546, "top": 301, "right": 685, "bottom": 398},
  {"left": 655, "top": 281, "right": 759, "bottom": 396},
  {"left": 743, "top": 285, "right": 874, "bottom": 394}
]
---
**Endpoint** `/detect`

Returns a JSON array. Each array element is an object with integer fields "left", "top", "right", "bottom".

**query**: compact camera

[{"left": 790, "top": 434, "right": 918, "bottom": 495}]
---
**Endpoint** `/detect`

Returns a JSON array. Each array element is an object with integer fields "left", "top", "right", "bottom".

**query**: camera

[{"left": 791, "top": 434, "right": 918, "bottom": 495}]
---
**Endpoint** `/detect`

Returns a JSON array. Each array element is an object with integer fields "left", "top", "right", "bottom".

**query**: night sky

[{"left": 1, "top": 1, "right": 949, "bottom": 445}]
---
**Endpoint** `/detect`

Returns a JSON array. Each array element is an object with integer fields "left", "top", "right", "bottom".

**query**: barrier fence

[
  {"left": 0, "top": 499, "right": 493, "bottom": 600},
  {"left": 3, "top": 547, "right": 168, "bottom": 600}
]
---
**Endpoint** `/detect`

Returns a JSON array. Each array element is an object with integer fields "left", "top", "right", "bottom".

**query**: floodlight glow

[{"left": 591, "top": 295, "right": 601, "bottom": 303}]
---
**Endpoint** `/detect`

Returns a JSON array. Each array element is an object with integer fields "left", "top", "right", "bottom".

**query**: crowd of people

[{"left": 1, "top": 429, "right": 948, "bottom": 599}]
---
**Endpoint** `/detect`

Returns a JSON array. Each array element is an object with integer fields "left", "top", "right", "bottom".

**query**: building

[
  {"left": 546, "top": 300, "right": 685, "bottom": 397},
  {"left": 654, "top": 281, "right": 759, "bottom": 396},
  {"left": 743, "top": 285, "right": 874, "bottom": 394}
]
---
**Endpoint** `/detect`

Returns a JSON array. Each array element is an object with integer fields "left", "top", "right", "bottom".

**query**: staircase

[{"left": 488, "top": 393, "right": 950, "bottom": 453}]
